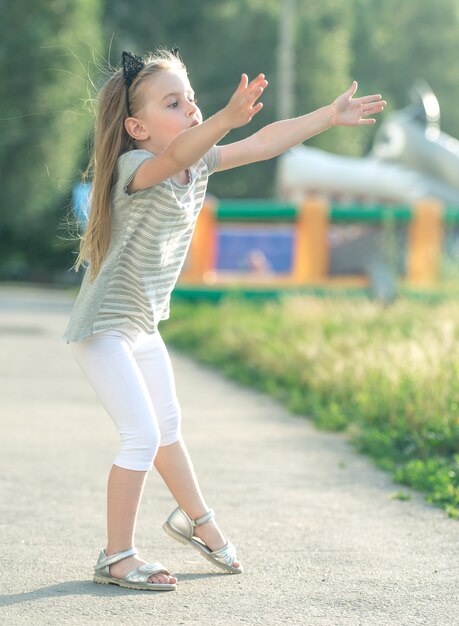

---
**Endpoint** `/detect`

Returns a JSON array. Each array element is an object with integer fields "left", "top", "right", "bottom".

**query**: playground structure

[
  {"left": 177, "top": 197, "right": 447, "bottom": 301},
  {"left": 276, "top": 81, "right": 459, "bottom": 205}
]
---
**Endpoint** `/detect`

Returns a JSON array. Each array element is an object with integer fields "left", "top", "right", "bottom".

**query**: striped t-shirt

[{"left": 62, "top": 146, "right": 220, "bottom": 343}]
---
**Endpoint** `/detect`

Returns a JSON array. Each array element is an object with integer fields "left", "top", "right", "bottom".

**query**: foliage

[
  {"left": 351, "top": 0, "right": 459, "bottom": 142},
  {"left": 0, "top": 1, "right": 101, "bottom": 278},
  {"left": 162, "top": 296, "right": 459, "bottom": 517},
  {"left": 295, "top": 0, "right": 360, "bottom": 156}
]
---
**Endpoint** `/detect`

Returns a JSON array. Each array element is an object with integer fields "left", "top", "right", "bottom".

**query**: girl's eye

[{"left": 167, "top": 98, "right": 197, "bottom": 108}]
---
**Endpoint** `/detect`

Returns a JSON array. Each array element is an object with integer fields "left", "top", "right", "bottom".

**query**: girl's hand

[
  {"left": 222, "top": 73, "right": 268, "bottom": 129},
  {"left": 331, "top": 81, "right": 387, "bottom": 127}
]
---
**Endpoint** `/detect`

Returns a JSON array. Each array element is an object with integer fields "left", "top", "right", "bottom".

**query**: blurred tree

[
  {"left": 351, "top": 0, "right": 459, "bottom": 143},
  {"left": 0, "top": 0, "right": 102, "bottom": 279},
  {"left": 295, "top": 0, "right": 359, "bottom": 156}
]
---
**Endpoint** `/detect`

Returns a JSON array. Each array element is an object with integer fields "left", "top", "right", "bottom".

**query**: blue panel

[{"left": 216, "top": 226, "right": 294, "bottom": 273}]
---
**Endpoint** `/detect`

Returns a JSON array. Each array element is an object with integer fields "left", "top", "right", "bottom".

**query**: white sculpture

[{"left": 276, "top": 81, "right": 459, "bottom": 205}]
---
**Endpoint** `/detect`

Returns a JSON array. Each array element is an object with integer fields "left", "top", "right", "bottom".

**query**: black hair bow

[{"left": 122, "top": 51, "right": 145, "bottom": 88}]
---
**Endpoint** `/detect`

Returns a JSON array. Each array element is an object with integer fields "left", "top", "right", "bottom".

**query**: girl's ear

[{"left": 124, "top": 117, "right": 149, "bottom": 141}]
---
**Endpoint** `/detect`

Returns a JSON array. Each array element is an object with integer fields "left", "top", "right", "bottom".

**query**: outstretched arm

[
  {"left": 215, "top": 81, "right": 387, "bottom": 172},
  {"left": 127, "top": 73, "right": 267, "bottom": 192}
]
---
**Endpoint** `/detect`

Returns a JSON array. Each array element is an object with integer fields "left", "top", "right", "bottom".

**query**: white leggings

[{"left": 70, "top": 324, "right": 181, "bottom": 471}]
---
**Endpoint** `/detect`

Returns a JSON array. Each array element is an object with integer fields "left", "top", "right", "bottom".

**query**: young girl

[{"left": 63, "top": 48, "right": 386, "bottom": 591}]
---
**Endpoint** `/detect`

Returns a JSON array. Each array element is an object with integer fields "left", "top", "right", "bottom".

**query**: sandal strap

[
  {"left": 193, "top": 509, "right": 215, "bottom": 526},
  {"left": 165, "top": 507, "right": 215, "bottom": 540},
  {"left": 124, "top": 561, "right": 172, "bottom": 584},
  {"left": 94, "top": 547, "right": 138, "bottom": 571},
  {"left": 210, "top": 540, "right": 238, "bottom": 567}
]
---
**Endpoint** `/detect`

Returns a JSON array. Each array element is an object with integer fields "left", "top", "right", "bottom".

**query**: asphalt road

[{"left": 0, "top": 285, "right": 458, "bottom": 626}]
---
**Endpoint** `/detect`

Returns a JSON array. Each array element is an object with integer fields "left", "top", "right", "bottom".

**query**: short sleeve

[
  {"left": 201, "top": 146, "right": 221, "bottom": 175},
  {"left": 116, "top": 149, "right": 154, "bottom": 195}
]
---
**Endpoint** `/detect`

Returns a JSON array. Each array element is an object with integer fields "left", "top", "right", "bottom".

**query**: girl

[{"left": 63, "top": 49, "right": 386, "bottom": 591}]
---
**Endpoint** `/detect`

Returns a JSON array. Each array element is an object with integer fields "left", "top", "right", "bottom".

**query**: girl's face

[{"left": 133, "top": 68, "right": 202, "bottom": 153}]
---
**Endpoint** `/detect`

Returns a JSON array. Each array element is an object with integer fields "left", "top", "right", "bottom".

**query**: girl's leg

[
  {"left": 154, "top": 439, "right": 207, "bottom": 519},
  {"left": 70, "top": 332, "right": 176, "bottom": 585},
  {"left": 106, "top": 465, "right": 147, "bottom": 553},
  {"left": 154, "top": 440, "right": 240, "bottom": 568},
  {"left": 134, "top": 332, "right": 240, "bottom": 567},
  {"left": 105, "top": 465, "right": 176, "bottom": 584}
]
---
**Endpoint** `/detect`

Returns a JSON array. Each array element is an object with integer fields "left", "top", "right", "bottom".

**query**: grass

[{"left": 162, "top": 294, "right": 459, "bottom": 518}]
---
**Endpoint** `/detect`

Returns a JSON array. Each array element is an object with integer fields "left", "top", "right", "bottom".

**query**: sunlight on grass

[{"left": 163, "top": 295, "right": 459, "bottom": 518}]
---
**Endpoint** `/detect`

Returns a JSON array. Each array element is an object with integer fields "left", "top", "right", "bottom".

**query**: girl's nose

[{"left": 187, "top": 101, "right": 198, "bottom": 116}]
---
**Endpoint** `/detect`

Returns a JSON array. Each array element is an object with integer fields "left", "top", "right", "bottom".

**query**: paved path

[{"left": 0, "top": 285, "right": 458, "bottom": 626}]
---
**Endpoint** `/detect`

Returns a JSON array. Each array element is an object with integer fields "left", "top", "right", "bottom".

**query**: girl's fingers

[
  {"left": 248, "top": 73, "right": 265, "bottom": 87},
  {"left": 247, "top": 101, "right": 263, "bottom": 121},
  {"left": 237, "top": 73, "right": 249, "bottom": 92},
  {"left": 237, "top": 73, "right": 265, "bottom": 94},
  {"left": 359, "top": 94, "right": 384, "bottom": 104},
  {"left": 362, "top": 102, "right": 386, "bottom": 115},
  {"left": 348, "top": 80, "right": 358, "bottom": 96},
  {"left": 247, "top": 75, "right": 268, "bottom": 95},
  {"left": 359, "top": 118, "right": 376, "bottom": 125},
  {"left": 239, "top": 84, "right": 264, "bottom": 110},
  {"left": 232, "top": 73, "right": 267, "bottom": 120},
  {"left": 248, "top": 83, "right": 267, "bottom": 104}
]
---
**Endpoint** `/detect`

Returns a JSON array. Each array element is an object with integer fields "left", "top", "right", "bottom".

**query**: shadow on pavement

[{"left": 0, "top": 572, "right": 227, "bottom": 606}]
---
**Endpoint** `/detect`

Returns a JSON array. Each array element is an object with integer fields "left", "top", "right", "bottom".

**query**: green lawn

[{"left": 163, "top": 294, "right": 459, "bottom": 518}]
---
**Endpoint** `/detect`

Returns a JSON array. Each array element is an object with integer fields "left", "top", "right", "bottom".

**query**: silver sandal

[
  {"left": 93, "top": 547, "right": 176, "bottom": 591},
  {"left": 163, "top": 508, "right": 243, "bottom": 574}
]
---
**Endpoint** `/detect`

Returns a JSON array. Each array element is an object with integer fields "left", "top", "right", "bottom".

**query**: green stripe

[
  {"left": 443, "top": 208, "right": 459, "bottom": 223},
  {"left": 217, "top": 200, "right": 297, "bottom": 222},
  {"left": 216, "top": 201, "right": 414, "bottom": 223},
  {"left": 172, "top": 285, "right": 372, "bottom": 301},
  {"left": 330, "top": 205, "right": 412, "bottom": 222}
]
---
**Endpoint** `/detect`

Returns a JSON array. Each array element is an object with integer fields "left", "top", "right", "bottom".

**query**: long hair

[{"left": 73, "top": 49, "right": 186, "bottom": 282}]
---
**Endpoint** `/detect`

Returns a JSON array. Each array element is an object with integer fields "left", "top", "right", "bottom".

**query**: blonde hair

[{"left": 73, "top": 49, "right": 186, "bottom": 282}]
